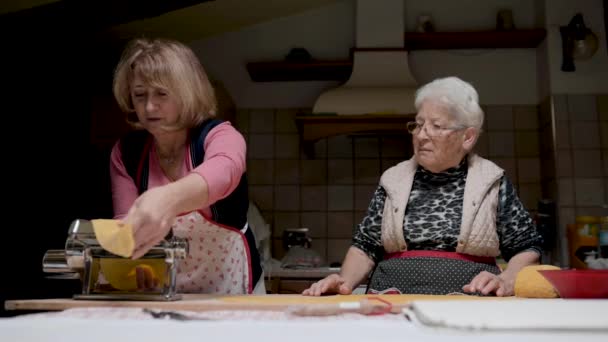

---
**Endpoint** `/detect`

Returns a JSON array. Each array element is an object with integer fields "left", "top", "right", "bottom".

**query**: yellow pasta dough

[
  {"left": 91, "top": 219, "right": 135, "bottom": 258},
  {"left": 514, "top": 264, "right": 561, "bottom": 298}
]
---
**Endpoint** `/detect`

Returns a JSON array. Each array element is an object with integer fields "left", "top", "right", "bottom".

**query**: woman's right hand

[{"left": 302, "top": 274, "right": 353, "bottom": 296}]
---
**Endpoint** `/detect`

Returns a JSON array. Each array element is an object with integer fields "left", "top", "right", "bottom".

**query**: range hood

[{"left": 312, "top": 0, "right": 418, "bottom": 115}]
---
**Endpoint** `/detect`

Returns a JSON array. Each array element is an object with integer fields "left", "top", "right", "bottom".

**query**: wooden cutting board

[{"left": 4, "top": 294, "right": 510, "bottom": 312}]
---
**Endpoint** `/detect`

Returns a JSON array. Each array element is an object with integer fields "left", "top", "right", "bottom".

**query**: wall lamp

[{"left": 560, "top": 13, "right": 599, "bottom": 72}]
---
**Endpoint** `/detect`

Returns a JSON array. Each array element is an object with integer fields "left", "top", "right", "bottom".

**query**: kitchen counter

[{"left": 264, "top": 266, "right": 340, "bottom": 279}]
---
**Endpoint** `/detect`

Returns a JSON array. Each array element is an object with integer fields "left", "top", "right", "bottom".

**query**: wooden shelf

[
  {"left": 403, "top": 29, "right": 547, "bottom": 50},
  {"left": 295, "top": 114, "right": 414, "bottom": 157},
  {"left": 246, "top": 29, "right": 547, "bottom": 82}
]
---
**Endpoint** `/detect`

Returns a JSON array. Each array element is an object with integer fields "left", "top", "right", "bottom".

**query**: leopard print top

[{"left": 352, "top": 158, "right": 543, "bottom": 264}]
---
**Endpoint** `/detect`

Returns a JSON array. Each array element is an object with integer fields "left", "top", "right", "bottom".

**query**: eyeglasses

[{"left": 406, "top": 121, "right": 466, "bottom": 137}]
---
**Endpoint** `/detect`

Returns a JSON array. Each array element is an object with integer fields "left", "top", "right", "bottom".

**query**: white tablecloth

[{"left": 1, "top": 305, "right": 606, "bottom": 342}]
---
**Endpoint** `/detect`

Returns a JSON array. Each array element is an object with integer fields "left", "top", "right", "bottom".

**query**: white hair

[{"left": 414, "top": 76, "right": 484, "bottom": 130}]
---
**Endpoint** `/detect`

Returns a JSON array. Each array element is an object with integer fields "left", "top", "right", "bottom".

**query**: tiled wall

[
  {"left": 543, "top": 94, "right": 608, "bottom": 266},
  {"left": 235, "top": 105, "right": 543, "bottom": 265}
]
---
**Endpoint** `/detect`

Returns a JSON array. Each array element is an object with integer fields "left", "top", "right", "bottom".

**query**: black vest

[{"left": 119, "top": 119, "right": 262, "bottom": 287}]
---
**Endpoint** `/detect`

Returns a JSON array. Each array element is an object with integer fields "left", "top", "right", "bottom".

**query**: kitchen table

[{"left": 2, "top": 294, "right": 607, "bottom": 342}]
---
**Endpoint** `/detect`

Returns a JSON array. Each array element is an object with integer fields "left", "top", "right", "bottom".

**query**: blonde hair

[
  {"left": 414, "top": 76, "right": 484, "bottom": 130},
  {"left": 112, "top": 37, "right": 217, "bottom": 130}
]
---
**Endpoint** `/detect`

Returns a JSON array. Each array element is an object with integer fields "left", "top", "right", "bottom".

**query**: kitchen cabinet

[{"left": 246, "top": 29, "right": 547, "bottom": 82}]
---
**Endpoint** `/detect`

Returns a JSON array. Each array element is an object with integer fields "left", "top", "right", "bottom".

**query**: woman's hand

[
  {"left": 124, "top": 185, "right": 179, "bottom": 259},
  {"left": 135, "top": 265, "right": 160, "bottom": 291},
  {"left": 302, "top": 274, "right": 353, "bottom": 296},
  {"left": 462, "top": 271, "right": 513, "bottom": 296}
]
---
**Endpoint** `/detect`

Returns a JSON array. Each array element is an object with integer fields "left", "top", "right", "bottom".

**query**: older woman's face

[{"left": 412, "top": 101, "right": 470, "bottom": 173}]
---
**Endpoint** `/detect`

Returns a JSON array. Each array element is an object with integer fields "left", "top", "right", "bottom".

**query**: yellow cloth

[{"left": 514, "top": 264, "right": 561, "bottom": 298}]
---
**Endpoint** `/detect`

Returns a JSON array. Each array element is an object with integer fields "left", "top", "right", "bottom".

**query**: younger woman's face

[{"left": 130, "top": 74, "right": 181, "bottom": 135}]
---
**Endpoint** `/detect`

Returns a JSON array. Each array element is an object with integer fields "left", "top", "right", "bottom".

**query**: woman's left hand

[
  {"left": 123, "top": 186, "right": 179, "bottom": 259},
  {"left": 462, "top": 271, "right": 513, "bottom": 296}
]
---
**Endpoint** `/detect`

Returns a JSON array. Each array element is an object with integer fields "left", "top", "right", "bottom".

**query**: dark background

[{"left": 0, "top": 0, "right": 212, "bottom": 317}]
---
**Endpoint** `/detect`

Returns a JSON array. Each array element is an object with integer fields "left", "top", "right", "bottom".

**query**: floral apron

[
  {"left": 367, "top": 250, "right": 501, "bottom": 295},
  {"left": 171, "top": 211, "right": 253, "bottom": 294}
]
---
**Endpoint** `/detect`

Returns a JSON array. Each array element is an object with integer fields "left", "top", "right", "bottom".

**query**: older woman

[{"left": 303, "top": 76, "right": 542, "bottom": 297}]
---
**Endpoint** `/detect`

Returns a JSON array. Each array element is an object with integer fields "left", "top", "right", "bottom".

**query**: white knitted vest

[{"left": 379, "top": 153, "right": 504, "bottom": 257}]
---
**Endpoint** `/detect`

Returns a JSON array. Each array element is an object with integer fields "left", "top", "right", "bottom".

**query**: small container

[
  {"left": 416, "top": 15, "right": 435, "bottom": 33},
  {"left": 496, "top": 9, "right": 515, "bottom": 30},
  {"left": 567, "top": 216, "right": 602, "bottom": 269},
  {"left": 282, "top": 228, "right": 312, "bottom": 250}
]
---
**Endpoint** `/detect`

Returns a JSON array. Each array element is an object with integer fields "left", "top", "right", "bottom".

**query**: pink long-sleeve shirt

[{"left": 110, "top": 121, "right": 246, "bottom": 220}]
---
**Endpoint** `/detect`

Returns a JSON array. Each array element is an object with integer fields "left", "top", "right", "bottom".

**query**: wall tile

[
  {"left": 517, "top": 183, "right": 542, "bottom": 211},
  {"left": 248, "top": 160, "right": 275, "bottom": 185},
  {"left": 274, "top": 160, "right": 299, "bottom": 185},
  {"left": 327, "top": 135, "right": 353, "bottom": 159},
  {"left": 570, "top": 122, "right": 600, "bottom": 149},
  {"left": 328, "top": 185, "right": 354, "bottom": 211},
  {"left": 300, "top": 159, "right": 327, "bottom": 185},
  {"left": 301, "top": 211, "right": 327, "bottom": 238},
  {"left": 556, "top": 150, "right": 573, "bottom": 178},
  {"left": 558, "top": 178, "right": 574, "bottom": 206},
  {"left": 353, "top": 211, "right": 367, "bottom": 226},
  {"left": 274, "top": 185, "right": 299, "bottom": 211},
  {"left": 486, "top": 105, "right": 514, "bottom": 131},
  {"left": 601, "top": 122, "right": 608, "bottom": 149},
  {"left": 249, "top": 109, "right": 274, "bottom": 133},
  {"left": 474, "top": 132, "right": 489, "bottom": 157},
  {"left": 492, "top": 158, "right": 517, "bottom": 183},
  {"left": 574, "top": 178, "right": 606, "bottom": 206},
  {"left": 250, "top": 185, "right": 274, "bottom": 211},
  {"left": 275, "top": 109, "right": 298, "bottom": 133},
  {"left": 312, "top": 139, "right": 327, "bottom": 159},
  {"left": 567, "top": 94, "right": 598, "bottom": 121},
  {"left": 273, "top": 212, "right": 300, "bottom": 237},
  {"left": 248, "top": 134, "right": 274, "bottom": 159},
  {"left": 488, "top": 132, "right": 515, "bottom": 157},
  {"left": 327, "top": 212, "right": 355, "bottom": 238},
  {"left": 328, "top": 159, "right": 353, "bottom": 184},
  {"left": 354, "top": 137, "right": 380, "bottom": 158},
  {"left": 552, "top": 95, "right": 569, "bottom": 122},
  {"left": 355, "top": 185, "right": 378, "bottom": 211},
  {"left": 517, "top": 158, "right": 541, "bottom": 183},
  {"left": 382, "top": 159, "right": 403, "bottom": 173},
  {"left": 576, "top": 206, "right": 608, "bottom": 217},
  {"left": 275, "top": 134, "right": 300, "bottom": 159},
  {"left": 381, "top": 137, "right": 411, "bottom": 158},
  {"left": 326, "top": 239, "right": 352, "bottom": 265},
  {"left": 598, "top": 95, "right": 608, "bottom": 121},
  {"left": 354, "top": 159, "right": 380, "bottom": 184},
  {"left": 235, "top": 108, "right": 250, "bottom": 133},
  {"left": 300, "top": 185, "right": 327, "bottom": 211},
  {"left": 555, "top": 120, "right": 571, "bottom": 150},
  {"left": 515, "top": 131, "right": 540, "bottom": 157},
  {"left": 272, "top": 238, "right": 286, "bottom": 260},
  {"left": 314, "top": 239, "right": 328, "bottom": 264},
  {"left": 572, "top": 150, "right": 603, "bottom": 178},
  {"left": 514, "top": 105, "right": 539, "bottom": 130}
]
